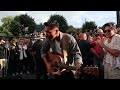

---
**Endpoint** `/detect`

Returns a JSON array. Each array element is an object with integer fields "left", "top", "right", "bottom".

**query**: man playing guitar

[{"left": 41, "top": 20, "right": 83, "bottom": 79}]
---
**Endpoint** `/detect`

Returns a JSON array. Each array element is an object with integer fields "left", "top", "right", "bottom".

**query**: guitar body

[
  {"left": 47, "top": 52, "right": 63, "bottom": 75},
  {"left": 47, "top": 52, "right": 99, "bottom": 78}
]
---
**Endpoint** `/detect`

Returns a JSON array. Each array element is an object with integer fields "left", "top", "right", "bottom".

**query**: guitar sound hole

[
  {"left": 53, "top": 68, "right": 58, "bottom": 72},
  {"left": 54, "top": 62, "right": 58, "bottom": 68},
  {"left": 52, "top": 62, "right": 59, "bottom": 72}
]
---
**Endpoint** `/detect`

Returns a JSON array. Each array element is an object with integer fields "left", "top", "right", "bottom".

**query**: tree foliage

[
  {"left": 36, "top": 23, "right": 44, "bottom": 32},
  {"left": 82, "top": 21, "right": 97, "bottom": 33},
  {"left": 67, "top": 25, "right": 76, "bottom": 34},
  {"left": 39, "top": 23, "right": 44, "bottom": 32},
  {"left": 0, "top": 16, "right": 14, "bottom": 36},
  {"left": 0, "top": 14, "right": 36, "bottom": 36},
  {"left": 9, "top": 20, "right": 21, "bottom": 36},
  {"left": 14, "top": 14, "right": 36, "bottom": 35},
  {"left": 66, "top": 25, "right": 82, "bottom": 35},
  {"left": 48, "top": 14, "right": 68, "bottom": 33}
]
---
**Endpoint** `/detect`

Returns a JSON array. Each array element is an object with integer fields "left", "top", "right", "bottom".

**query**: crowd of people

[
  {"left": 0, "top": 33, "right": 46, "bottom": 79},
  {"left": 0, "top": 21, "right": 120, "bottom": 79}
]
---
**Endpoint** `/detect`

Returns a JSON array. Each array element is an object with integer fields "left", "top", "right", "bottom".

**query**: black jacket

[{"left": 0, "top": 43, "right": 6, "bottom": 59}]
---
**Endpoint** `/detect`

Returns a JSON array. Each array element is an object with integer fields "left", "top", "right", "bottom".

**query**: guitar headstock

[{"left": 82, "top": 66, "right": 99, "bottom": 77}]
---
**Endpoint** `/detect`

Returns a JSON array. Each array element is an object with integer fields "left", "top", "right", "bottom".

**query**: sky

[{"left": 0, "top": 11, "right": 117, "bottom": 28}]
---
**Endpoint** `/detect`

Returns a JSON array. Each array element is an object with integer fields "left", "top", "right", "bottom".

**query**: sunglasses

[{"left": 104, "top": 29, "right": 112, "bottom": 33}]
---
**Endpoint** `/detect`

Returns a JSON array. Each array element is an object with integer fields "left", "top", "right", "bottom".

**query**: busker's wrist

[{"left": 75, "top": 60, "right": 82, "bottom": 66}]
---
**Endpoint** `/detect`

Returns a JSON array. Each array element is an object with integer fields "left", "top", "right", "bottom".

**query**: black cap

[{"left": 44, "top": 20, "right": 59, "bottom": 28}]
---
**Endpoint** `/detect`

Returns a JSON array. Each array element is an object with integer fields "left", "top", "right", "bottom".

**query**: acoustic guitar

[{"left": 47, "top": 52, "right": 99, "bottom": 77}]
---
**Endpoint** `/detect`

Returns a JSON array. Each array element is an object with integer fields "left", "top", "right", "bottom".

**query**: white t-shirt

[{"left": 19, "top": 44, "right": 27, "bottom": 60}]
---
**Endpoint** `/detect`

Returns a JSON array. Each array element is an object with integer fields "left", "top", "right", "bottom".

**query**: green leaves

[
  {"left": 14, "top": 14, "right": 36, "bottom": 35},
  {"left": 0, "top": 16, "right": 14, "bottom": 36},
  {"left": 48, "top": 14, "right": 68, "bottom": 33},
  {"left": 82, "top": 21, "right": 97, "bottom": 33},
  {"left": 0, "top": 14, "right": 36, "bottom": 36}
]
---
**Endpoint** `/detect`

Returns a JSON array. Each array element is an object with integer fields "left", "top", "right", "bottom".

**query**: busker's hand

[
  {"left": 75, "top": 63, "right": 81, "bottom": 70},
  {"left": 75, "top": 70, "right": 81, "bottom": 77},
  {"left": 75, "top": 63, "right": 81, "bottom": 76}
]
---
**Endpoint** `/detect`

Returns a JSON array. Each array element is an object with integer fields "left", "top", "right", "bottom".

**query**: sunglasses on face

[{"left": 104, "top": 29, "right": 112, "bottom": 33}]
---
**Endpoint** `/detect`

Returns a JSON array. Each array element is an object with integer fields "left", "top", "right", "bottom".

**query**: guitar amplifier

[{"left": 0, "top": 59, "right": 8, "bottom": 78}]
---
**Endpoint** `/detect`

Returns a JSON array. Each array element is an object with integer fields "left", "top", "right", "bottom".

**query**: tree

[
  {"left": 39, "top": 23, "right": 44, "bottom": 32},
  {"left": 66, "top": 25, "right": 82, "bottom": 35},
  {"left": 82, "top": 21, "right": 97, "bottom": 33},
  {"left": 1, "top": 16, "right": 14, "bottom": 25},
  {"left": 75, "top": 28, "right": 82, "bottom": 34},
  {"left": 9, "top": 20, "right": 21, "bottom": 36},
  {"left": 0, "top": 26, "right": 13, "bottom": 36},
  {"left": 0, "top": 26, "right": 3, "bottom": 31},
  {"left": 0, "top": 16, "right": 14, "bottom": 36},
  {"left": 0, "top": 15, "right": 36, "bottom": 36},
  {"left": 48, "top": 14, "right": 68, "bottom": 33},
  {"left": 0, "top": 26, "right": 5, "bottom": 36},
  {"left": 67, "top": 25, "right": 76, "bottom": 35},
  {"left": 36, "top": 23, "right": 44, "bottom": 32},
  {"left": 14, "top": 14, "right": 36, "bottom": 35}
]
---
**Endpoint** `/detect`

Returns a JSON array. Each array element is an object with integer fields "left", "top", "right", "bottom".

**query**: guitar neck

[
  {"left": 57, "top": 64, "right": 99, "bottom": 76},
  {"left": 57, "top": 64, "right": 77, "bottom": 71},
  {"left": 47, "top": 52, "right": 99, "bottom": 77}
]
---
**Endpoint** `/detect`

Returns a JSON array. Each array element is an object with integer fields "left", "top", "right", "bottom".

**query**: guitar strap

[{"left": 61, "top": 33, "right": 69, "bottom": 65}]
